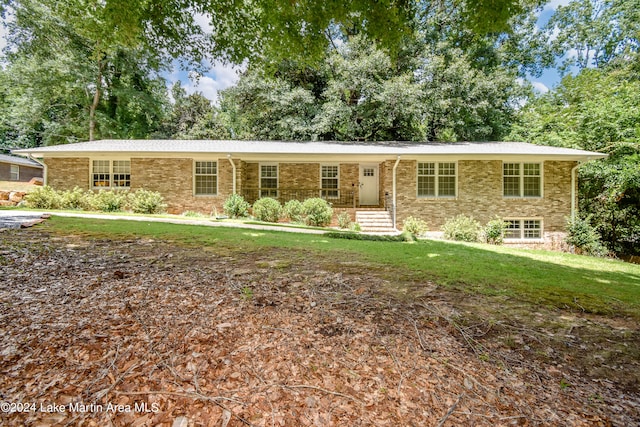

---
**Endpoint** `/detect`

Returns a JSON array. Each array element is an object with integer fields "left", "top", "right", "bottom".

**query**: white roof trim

[{"left": 12, "top": 139, "right": 607, "bottom": 161}]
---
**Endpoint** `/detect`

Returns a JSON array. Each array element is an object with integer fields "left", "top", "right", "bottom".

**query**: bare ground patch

[{"left": 0, "top": 228, "right": 638, "bottom": 426}]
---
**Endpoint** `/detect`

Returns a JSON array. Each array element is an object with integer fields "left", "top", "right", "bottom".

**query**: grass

[
  {"left": 42, "top": 215, "right": 640, "bottom": 319},
  {"left": 0, "top": 181, "right": 39, "bottom": 192}
]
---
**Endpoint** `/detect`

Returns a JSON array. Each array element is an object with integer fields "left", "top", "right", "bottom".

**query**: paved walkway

[{"left": 0, "top": 210, "right": 331, "bottom": 234}]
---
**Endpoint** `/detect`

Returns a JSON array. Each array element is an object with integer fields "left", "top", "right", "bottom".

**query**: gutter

[
  {"left": 28, "top": 154, "right": 47, "bottom": 186},
  {"left": 392, "top": 156, "right": 401, "bottom": 230},
  {"left": 227, "top": 154, "right": 237, "bottom": 194}
]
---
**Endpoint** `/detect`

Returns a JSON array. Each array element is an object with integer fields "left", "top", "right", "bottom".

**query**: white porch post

[{"left": 392, "top": 156, "right": 401, "bottom": 230}]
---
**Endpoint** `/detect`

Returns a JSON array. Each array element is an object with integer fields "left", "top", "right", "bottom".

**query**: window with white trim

[
  {"left": 321, "top": 165, "right": 339, "bottom": 198},
  {"left": 417, "top": 162, "right": 456, "bottom": 197},
  {"left": 503, "top": 163, "right": 541, "bottom": 197},
  {"left": 260, "top": 164, "right": 278, "bottom": 197},
  {"left": 10, "top": 164, "right": 19, "bottom": 181},
  {"left": 92, "top": 160, "right": 130, "bottom": 188},
  {"left": 505, "top": 219, "right": 542, "bottom": 240},
  {"left": 194, "top": 161, "right": 217, "bottom": 195}
]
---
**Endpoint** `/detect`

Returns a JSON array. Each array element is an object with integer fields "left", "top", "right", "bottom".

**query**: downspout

[
  {"left": 571, "top": 161, "right": 582, "bottom": 221},
  {"left": 392, "top": 156, "right": 401, "bottom": 230},
  {"left": 227, "top": 154, "right": 237, "bottom": 194},
  {"left": 28, "top": 154, "right": 46, "bottom": 186}
]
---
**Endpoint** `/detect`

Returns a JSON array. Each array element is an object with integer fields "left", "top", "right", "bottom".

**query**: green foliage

[
  {"left": 90, "top": 190, "right": 128, "bottom": 212},
  {"left": 337, "top": 211, "right": 352, "bottom": 229},
  {"left": 283, "top": 200, "right": 305, "bottom": 223},
  {"left": 402, "top": 216, "right": 428, "bottom": 236},
  {"left": 182, "top": 211, "right": 206, "bottom": 218},
  {"left": 566, "top": 216, "right": 608, "bottom": 257},
  {"left": 326, "top": 231, "right": 416, "bottom": 242},
  {"left": 127, "top": 189, "right": 166, "bottom": 214},
  {"left": 442, "top": 215, "right": 483, "bottom": 242},
  {"left": 252, "top": 197, "right": 282, "bottom": 223},
  {"left": 24, "top": 186, "right": 62, "bottom": 209},
  {"left": 484, "top": 217, "right": 507, "bottom": 245},
  {"left": 223, "top": 193, "right": 250, "bottom": 218},
  {"left": 302, "top": 198, "right": 333, "bottom": 227}
]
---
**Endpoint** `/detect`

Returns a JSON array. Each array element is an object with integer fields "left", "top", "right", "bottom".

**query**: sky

[{"left": 1, "top": 0, "right": 572, "bottom": 101}]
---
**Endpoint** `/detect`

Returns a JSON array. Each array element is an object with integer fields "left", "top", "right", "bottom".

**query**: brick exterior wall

[
  {"left": 386, "top": 159, "right": 576, "bottom": 233},
  {"left": 0, "top": 163, "right": 43, "bottom": 182},
  {"left": 44, "top": 158, "right": 90, "bottom": 189},
  {"left": 42, "top": 156, "right": 577, "bottom": 236},
  {"left": 131, "top": 158, "right": 232, "bottom": 215}
]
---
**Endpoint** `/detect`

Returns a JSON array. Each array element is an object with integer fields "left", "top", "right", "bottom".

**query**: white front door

[{"left": 359, "top": 164, "right": 379, "bottom": 205}]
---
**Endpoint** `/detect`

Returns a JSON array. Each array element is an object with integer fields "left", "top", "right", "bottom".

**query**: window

[
  {"left": 195, "top": 161, "right": 217, "bottom": 195},
  {"left": 92, "top": 160, "right": 130, "bottom": 188},
  {"left": 10, "top": 164, "right": 19, "bottom": 181},
  {"left": 505, "top": 219, "right": 542, "bottom": 240},
  {"left": 260, "top": 164, "right": 278, "bottom": 197},
  {"left": 503, "top": 163, "right": 541, "bottom": 197},
  {"left": 417, "top": 162, "right": 456, "bottom": 197},
  {"left": 321, "top": 165, "right": 339, "bottom": 198}
]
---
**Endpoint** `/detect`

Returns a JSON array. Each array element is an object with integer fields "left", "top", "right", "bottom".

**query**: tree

[
  {"left": 0, "top": 0, "right": 169, "bottom": 146},
  {"left": 509, "top": 63, "right": 640, "bottom": 255}
]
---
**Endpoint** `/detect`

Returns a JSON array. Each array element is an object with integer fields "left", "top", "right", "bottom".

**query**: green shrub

[
  {"left": 90, "top": 190, "right": 128, "bottom": 212},
  {"left": 128, "top": 189, "right": 166, "bottom": 214},
  {"left": 283, "top": 200, "right": 304, "bottom": 222},
  {"left": 442, "top": 214, "right": 482, "bottom": 242},
  {"left": 326, "top": 231, "right": 416, "bottom": 242},
  {"left": 566, "top": 216, "right": 608, "bottom": 257},
  {"left": 337, "top": 211, "right": 352, "bottom": 229},
  {"left": 403, "top": 216, "right": 428, "bottom": 236},
  {"left": 183, "top": 211, "right": 206, "bottom": 218},
  {"left": 484, "top": 217, "right": 507, "bottom": 245},
  {"left": 57, "top": 187, "right": 90, "bottom": 210},
  {"left": 252, "top": 197, "right": 282, "bottom": 222},
  {"left": 223, "top": 193, "right": 250, "bottom": 218},
  {"left": 24, "top": 186, "right": 62, "bottom": 209},
  {"left": 302, "top": 198, "right": 333, "bottom": 227}
]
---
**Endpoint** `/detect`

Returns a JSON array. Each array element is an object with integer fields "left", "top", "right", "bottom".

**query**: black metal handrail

[{"left": 242, "top": 188, "right": 355, "bottom": 207}]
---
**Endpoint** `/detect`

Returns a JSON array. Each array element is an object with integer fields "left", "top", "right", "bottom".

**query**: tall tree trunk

[{"left": 89, "top": 59, "right": 105, "bottom": 141}]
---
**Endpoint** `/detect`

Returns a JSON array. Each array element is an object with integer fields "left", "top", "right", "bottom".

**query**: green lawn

[{"left": 43, "top": 216, "right": 640, "bottom": 319}]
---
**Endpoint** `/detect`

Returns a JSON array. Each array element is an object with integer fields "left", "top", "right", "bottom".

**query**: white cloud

[
  {"left": 0, "top": 21, "right": 8, "bottom": 53},
  {"left": 167, "top": 61, "right": 244, "bottom": 104},
  {"left": 532, "top": 81, "right": 550, "bottom": 93},
  {"left": 542, "top": 0, "right": 573, "bottom": 12}
]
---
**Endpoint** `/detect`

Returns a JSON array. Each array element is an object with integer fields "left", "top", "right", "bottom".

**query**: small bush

[
  {"left": 90, "top": 190, "right": 128, "bottom": 212},
  {"left": 183, "top": 211, "right": 206, "bottom": 218},
  {"left": 337, "top": 211, "right": 352, "bottom": 229},
  {"left": 283, "top": 200, "right": 304, "bottom": 222},
  {"left": 128, "top": 189, "right": 166, "bottom": 214},
  {"left": 58, "top": 187, "right": 91, "bottom": 210},
  {"left": 24, "top": 186, "right": 62, "bottom": 209},
  {"left": 403, "top": 216, "right": 428, "bottom": 236},
  {"left": 326, "top": 231, "right": 415, "bottom": 242},
  {"left": 223, "top": 193, "right": 250, "bottom": 218},
  {"left": 442, "top": 214, "right": 482, "bottom": 242},
  {"left": 302, "top": 198, "right": 333, "bottom": 227},
  {"left": 484, "top": 217, "right": 507, "bottom": 245},
  {"left": 566, "top": 216, "right": 608, "bottom": 256},
  {"left": 252, "top": 197, "right": 282, "bottom": 222}
]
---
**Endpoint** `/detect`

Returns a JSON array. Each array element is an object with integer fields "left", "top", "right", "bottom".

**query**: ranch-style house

[{"left": 14, "top": 139, "right": 605, "bottom": 241}]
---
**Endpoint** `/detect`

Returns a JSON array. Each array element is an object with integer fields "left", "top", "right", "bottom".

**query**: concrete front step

[{"left": 355, "top": 210, "right": 395, "bottom": 232}]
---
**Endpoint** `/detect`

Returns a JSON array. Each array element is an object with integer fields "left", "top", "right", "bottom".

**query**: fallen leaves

[{"left": 0, "top": 228, "right": 636, "bottom": 426}]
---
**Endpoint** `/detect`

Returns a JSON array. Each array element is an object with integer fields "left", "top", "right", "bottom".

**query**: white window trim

[
  {"left": 503, "top": 217, "right": 544, "bottom": 242},
  {"left": 10, "top": 164, "right": 19, "bottom": 181},
  {"left": 90, "top": 159, "right": 131, "bottom": 189},
  {"left": 503, "top": 162, "right": 544, "bottom": 199},
  {"left": 259, "top": 163, "right": 279, "bottom": 198},
  {"left": 416, "top": 161, "right": 457, "bottom": 199},
  {"left": 193, "top": 160, "right": 218, "bottom": 196},
  {"left": 320, "top": 164, "right": 340, "bottom": 199}
]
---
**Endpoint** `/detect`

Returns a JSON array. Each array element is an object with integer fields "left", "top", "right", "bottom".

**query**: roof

[
  {"left": 12, "top": 139, "right": 607, "bottom": 161},
  {"left": 0, "top": 153, "right": 44, "bottom": 168}
]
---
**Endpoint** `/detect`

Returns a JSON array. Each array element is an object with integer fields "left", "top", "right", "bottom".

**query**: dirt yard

[{"left": 0, "top": 226, "right": 638, "bottom": 426}]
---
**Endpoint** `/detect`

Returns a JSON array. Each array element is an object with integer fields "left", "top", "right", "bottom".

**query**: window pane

[
  {"left": 195, "top": 161, "right": 217, "bottom": 195},
  {"left": 503, "top": 163, "right": 519, "bottom": 176},
  {"left": 93, "top": 160, "right": 110, "bottom": 187},
  {"left": 523, "top": 163, "right": 540, "bottom": 176},
  {"left": 523, "top": 177, "right": 541, "bottom": 197},
  {"left": 439, "top": 162, "right": 455, "bottom": 176},
  {"left": 503, "top": 177, "right": 520, "bottom": 197},
  {"left": 417, "top": 176, "right": 435, "bottom": 197},
  {"left": 261, "top": 165, "right": 278, "bottom": 178},
  {"left": 10, "top": 165, "right": 19, "bottom": 180},
  {"left": 438, "top": 176, "right": 456, "bottom": 196},
  {"left": 504, "top": 220, "right": 521, "bottom": 239},
  {"left": 322, "top": 166, "right": 338, "bottom": 178},
  {"left": 418, "top": 162, "right": 434, "bottom": 176},
  {"left": 523, "top": 220, "right": 541, "bottom": 239}
]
